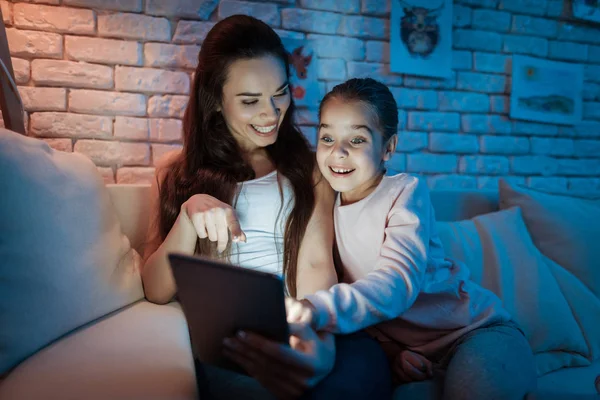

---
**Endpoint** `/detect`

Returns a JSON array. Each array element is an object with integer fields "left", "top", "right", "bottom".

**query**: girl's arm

[
  {"left": 304, "top": 176, "right": 431, "bottom": 333},
  {"left": 295, "top": 167, "right": 338, "bottom": 299}
]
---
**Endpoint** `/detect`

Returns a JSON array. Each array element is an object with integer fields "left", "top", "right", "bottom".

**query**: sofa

[{"left": 1, "top": 128, "right": 599, "bottom": 399}]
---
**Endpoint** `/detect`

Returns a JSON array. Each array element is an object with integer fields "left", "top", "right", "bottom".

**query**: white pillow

[
  {"left": 0, "top": 129, "right": 144, "bottom": 375},
  {"left": 436, "top": 207, "right": 590, "bottom": 376}
]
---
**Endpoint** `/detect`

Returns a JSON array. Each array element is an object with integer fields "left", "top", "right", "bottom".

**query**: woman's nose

[{"left": 261, "top": 99, "right": 280, "bottom": 120}]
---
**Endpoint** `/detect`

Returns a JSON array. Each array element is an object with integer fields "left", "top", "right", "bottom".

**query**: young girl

[{"left": 288, "top": 78, "right": 537, "bottom": 399}]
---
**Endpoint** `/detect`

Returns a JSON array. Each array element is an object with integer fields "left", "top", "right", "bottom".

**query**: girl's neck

[{"left": 340, "top": 172, "right": 385, "bottom": 206}]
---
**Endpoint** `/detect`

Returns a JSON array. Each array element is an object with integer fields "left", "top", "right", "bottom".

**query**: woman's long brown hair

[{"left": 157, "top": 15, "right": 315, "bottom": 297}]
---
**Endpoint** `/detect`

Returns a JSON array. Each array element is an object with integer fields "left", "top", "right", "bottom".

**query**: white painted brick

[
  {"left": 473, "top": 52, "right": 510, "bottom": 74},
  {"left": 361, "top": 0, "right": 390, "bottom": 16},
  {"left": 300, "top": 126, "right": 317, "bottom": 147},
  {"left": 75, "top": 140, "right": 150, "bottom": 167},
  {"left": 114, "top": 117, "right": 148, "bottom": 140},
  {"left": 499, "top": 0, "right": 546, "bottom": 16},
  {"left": 456, "top": 0, "right": 498, "bottom": 7},
  {"left": 295, "top": 108, "right": 319, "bottom": 125},
  {"left": 430, "top": 133, "right": 479, "bottom": 153},
  {"left": 325, "top": 80, "right": 343, "bottom": 93},
  {"left": 301, "top": 0, "right": 360, "bottom": 13},
  {"left": 173, "top": 21, "right": 215, "bottom": 44},
  {"left": 98, "top": 13, "right": 170, "bottom": 42},
  {"left": 42, "top": 138, "right": 72, "bottom": 152},
  {"left": 503, "top": 35, "right": 548, "bottom": 57},
  {"left": 31, "top": 60, "right": 113, "bottom": 89},
  {"left": 11, "top": 58, "right": 29, "bottom": 84},
  {"left": 97, "top": 167, "right": 115, "bottom": 184},
  {"left": 407, "top": 154, "right": 458, "bottom": 174},
  {"left": 557, "top": 24, "right": 600, "bottom": 45},
  {"left": 63, "top": 0, "right": 142, "bottom": 12},
  {"left": 427, "top": 175, "right": 477, "bottom": 190},
  {"left": 13, "top": 3, "right": 94, "bottom": 34},
  {"left": 152, "top": 143, "right": 183, "bottom": 164},
  {"left": 116, "top": 66, "right": 190, "bottom": 95},
  {"left": 512, "top": 121, "right": 558, "bottom": 136},
  {"left": 459, "top": 155, "right": 509, "bottom": 175},
  {"left": 145, "top": 0, "right": 218, "bottom": 19},
  {"left": 366, "top": 41, "right": 389, "bottom": 63},
  {"left": 30, "top": 112, "right": 112, "bottom": 139},
  {"left": 490, "top": 95, "right": 508, "bottom": 113},
  {"left": 589, "top": 45, "right": 600, "bottom": 63},
  {"left": 452, "top": 50, "right": 472, "bottom": 70},
  {"left": 346, "top": 62, "right": 402, "bottom": 86},
  {"left": 546, "top": 0, "right": 564, "bottom": 17},
  {"left": 395, "top": 131, "right": 428, "bottom": 152},
  {"left": 144, "top": 43, "right": 199, "bottom": 69},
  {"left": 511, "top": 15, "right": 558, "bottom": 38},
  {"left": 511, "top": 156, "right": 558, "bottom": 175},
  {"left": 574, "top": 139, "right": 600, "bottom": 157},
  {"left": 274, "top": 29, "right": 306, "bottom": 40},
  {"left": 308, "top": 34, "right": 365, "bottom": 60},
  {"left": 7, "top": 28, "right": 62, "bottom": 59},
  {"left": 398, "top": 110, "right": 407, "bottom": 130},
  {"left": 1, "top": 1, "right": 11, "bottom": 26},
  {"left": 584, "top": 102, "right": 600, "bottom": 120},
  {"left": 480, "top": 135, "right": 529, "bottom": 154},
  {"left": 530, "top": 137, "right": 574, "bottom": 156},
  {"left": 116, "top": 167, "right": 156, "bottom": 184},
  {"left": 562, "top": 121, "right": 600, "bottom": 138},
  {"left": 389, "top": 88, "right": 437, "bottom": 110},
  {"left": 461, "top": 114, "right": 512, "bottom": 134},
  {"left": 69, "top": 90, "right": 146, "bottom": 117},
  {"left": 586, "top": 65, "right": 600, "bottom": 83},
  {"left": 403, "top": 72, "right": 456, "bottom": 90},
  {"left": 527, "top": 177, "right": 568, "bottom": 193},
  {"left": 219, "top": 1, "right": 280, "bottom": 27},
  {"left": 149, "top": 118, "right": 183, "bottom": 142},
  {"left": 454, "top": 29, "right": 502, "bottom": 52},
  {"left": 557, "top": 159, "right": 600, "bottom": 176},
  {"left": 408, "top": 112, "right": 460, "bottom": 132},
  {"left": 453, "top": 5, "right": 472, "bottom": 28},
  {"left": 19, "top": 87, "right": 66, "bottom": 112},
  {"left": 66, "top": 36, "right": 142, "bottom": 66},
  {"left": 472, "top": 9, "right": 511, "bottom": 32},
  {"left": 477, "top": 175, "right": 525, "bottom": 190},
  {"left": 583, "top": 83, "right": 600, "bottom": 101},
  {"left": 457, "top": 72, "right": 506, "bottom": 94},
  {"left": 384, "top": 153, "right": 405, "bottom": 174},
  {"left": 569, "top": 177, "right": 600, "bottom": 193},
  {"left": 549, "top": 41, "right": 588, "bottom": 62},
  {"left": 338, "top": 15, "right": 387, "bottom": 40},
  {"left": 438, "top": 91, "right": 490, "bottom": 113},
  {"left": 318, "top": 59, "right": 346, "bottom": 80},
  {"left": 282, "top": 9, "right": 340, "bottom": 34},
  {"left": 147, "top": 95, "right": 188, "bottom": 119}
]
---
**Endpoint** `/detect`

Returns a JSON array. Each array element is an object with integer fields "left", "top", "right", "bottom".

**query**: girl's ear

[{"left": 382, "top": 134, "right": 398, "bottom": 162}]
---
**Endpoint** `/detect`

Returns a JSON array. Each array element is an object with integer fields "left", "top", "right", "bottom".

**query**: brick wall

[{"left": 2, "top": 0, "right": 600, "bottom": 195}]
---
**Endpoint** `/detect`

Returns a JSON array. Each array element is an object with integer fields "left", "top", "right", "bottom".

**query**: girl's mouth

[{"left": 329, "top": 166, "right": 356, "bottom": 177}]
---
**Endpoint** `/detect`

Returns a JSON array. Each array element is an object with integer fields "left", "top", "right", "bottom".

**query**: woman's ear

[{"left": 382, "top": 134, "right": 398, "bottom": 162}]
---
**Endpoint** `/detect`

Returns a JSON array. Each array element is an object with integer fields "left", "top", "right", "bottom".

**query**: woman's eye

[
  {"left": 274, "top": 89, "right": 289, "bottom": 97},
  {"left": 351, "top": 137, "right": 366, "bottom": 144},
  {"left": 242, "top": 99, "right": 258, "bottom": 106}
]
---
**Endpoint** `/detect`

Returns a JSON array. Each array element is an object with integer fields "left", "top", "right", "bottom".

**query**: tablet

[{"left": 168, "top": 253, "right": 290, "bottom": 372}]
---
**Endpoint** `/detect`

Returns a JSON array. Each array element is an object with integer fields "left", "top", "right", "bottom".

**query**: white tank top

[{"left": 229, "top": 170, "right": 294, "bottom": 276}]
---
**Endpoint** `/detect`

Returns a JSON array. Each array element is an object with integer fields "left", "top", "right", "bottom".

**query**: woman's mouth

[
  {"left": 250, "top": 123, "right": 277, "bottom": 136},
  {"left": 329, "top": 166, "right": 356, "bottom": 177}
]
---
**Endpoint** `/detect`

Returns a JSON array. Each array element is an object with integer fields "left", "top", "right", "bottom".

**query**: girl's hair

[
  {"left": 157, "top": 15, "right": 315, "bottom": 297},
  {"left": 319, "top": 78, "right": 398, "bottom": 142}
]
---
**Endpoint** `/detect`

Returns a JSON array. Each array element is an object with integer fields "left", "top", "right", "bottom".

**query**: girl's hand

[
  {"left": 393, "top": 349, "right": 434, "bottom": 383},
  {"left": 285, "top": 297, "right": 318, "bottom": 329},
  {"left": 223, "top": 322, "right": 336, "bottom": 400},
  {"left": 182, "top": 194, "right": 246, "bottom": 253}
]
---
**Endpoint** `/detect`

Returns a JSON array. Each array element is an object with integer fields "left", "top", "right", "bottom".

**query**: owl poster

[
  {"left": 390, "top": 0, "right": 453, "bottom": 78},
  {"left": 281, "top": 38, "right": 320, "bottom": 108}
]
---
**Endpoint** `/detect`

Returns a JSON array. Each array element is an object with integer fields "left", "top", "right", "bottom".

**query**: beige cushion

[
  {"left": 0, "top": 301, "right": 197, "bottom": 400},
  {"left": 436, "top": 207, "right": 590, "bottom": 376},
  {"left": 0, "top": 129, "right": 143, "bottom": 374}
]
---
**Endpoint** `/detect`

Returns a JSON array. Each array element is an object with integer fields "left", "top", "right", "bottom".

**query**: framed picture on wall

[
  {"left": 573, "top": 0, "right": 600, "bottom": 23},
  {"left": 390, "top": 0, "right": 453, "bottom": 79},
  {"left": 280, "top": 38, "right": 320, "bottom": 108},
  {"left": 510, "top": 55, "right": 583, "bottom": 126}
]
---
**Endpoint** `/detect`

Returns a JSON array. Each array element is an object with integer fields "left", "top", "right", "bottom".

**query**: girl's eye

[
  {"left": 320, "top": 136, "right": 333, "bottom": 143},
  {"left": 351, "top": 137, "right": 366, "bottom": 144},
  {"left": 242, "top": 99, "right": 258, "bottom": 106}
]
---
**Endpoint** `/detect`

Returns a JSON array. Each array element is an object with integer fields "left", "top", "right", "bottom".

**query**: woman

[{"left": 142, "top": 15, "right": 391, "bottom": 400}]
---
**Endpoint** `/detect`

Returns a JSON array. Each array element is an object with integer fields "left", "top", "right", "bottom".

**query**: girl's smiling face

[{"left": 317, "top": 98, "right": 396, "bottom": 204}]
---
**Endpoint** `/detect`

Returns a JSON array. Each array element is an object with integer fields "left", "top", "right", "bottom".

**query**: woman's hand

[
  {"left": 393, "top": 349, "right": 434, "bottom": 383},
  {"left": 182, "top": 194, "right": 246, "bottom": 253},
  {"left": 222, "top": 322, "right": 336, "bottom": 400}
]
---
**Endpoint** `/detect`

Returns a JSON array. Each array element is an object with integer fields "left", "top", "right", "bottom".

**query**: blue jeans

[
  {"left": 196, "top": 332, "right": 392, "bottom": 399},
  {"left": 393, "top": 320, "right": 537, "bottom": 400}
]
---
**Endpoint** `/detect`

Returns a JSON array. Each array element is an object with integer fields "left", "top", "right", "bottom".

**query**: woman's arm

[
  {"left": 304, "top": 176, "right": 432, "bottom": 333},
  {"left": 295, "top": 167, "right": 338, "bottom": 299}
]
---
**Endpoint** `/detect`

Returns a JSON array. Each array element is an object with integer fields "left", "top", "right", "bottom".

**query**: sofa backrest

[{"left": 107, "top": 184, "right": 500, "bottom": 257}]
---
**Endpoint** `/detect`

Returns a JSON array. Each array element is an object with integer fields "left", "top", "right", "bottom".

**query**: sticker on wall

[
  {"left": 573, "top": 0, "right": 600, "bottom": 23},
  {"left": 281, "top": 38, "right": 320, "bottom": 108},
  {"left": 510, "top": 55, "right": 583, "bottom": 126},
  {"left": 390, "top": 0, "right": 453, "bottom": 79}
]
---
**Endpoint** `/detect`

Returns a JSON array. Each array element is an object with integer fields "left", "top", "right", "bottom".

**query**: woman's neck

[{"left": 245, "top": 149, "right": 276, "bottom": 179}]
